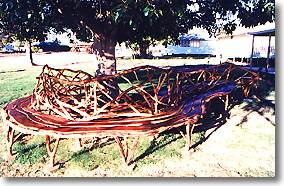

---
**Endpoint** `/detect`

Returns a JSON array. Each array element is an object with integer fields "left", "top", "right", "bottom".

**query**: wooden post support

[
  {"left": 266, "top": 34, "right": 272, "bottom": 72},
  {"left": 70, "top": 138, "right": 83, "bottom": 152},
  {"left": 225, "top": 95, "right": 229, "bottom": 111},
  {"left": 6, "top": 126, "right": 14, "bottom": 160},
  {"left": 76, "top": 138, "right": 82, "bottom": 149},
  {"left": 114, "top": 136, "right": 126, "bottom": 162},
  {"left": 45, "top": 135, "right": 60, "bottom": 169},
  {"left": 186, "top": 123, "right": 195, "bottom": 151},
  {"left": 180, "top": 122, "right": 195, "bottom": 151},
  {"left": 250, "top": 35, "right": 255, "bottom": 69},
  {"left": 6, "top": 126, "right": 22, "bottom": 161},
  {"left": 114, "top": 136, "right": 140, "bottom": 167}
]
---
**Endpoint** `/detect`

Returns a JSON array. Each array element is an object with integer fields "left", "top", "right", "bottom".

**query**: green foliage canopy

[{"left": 0, "top": 0, "right": 275, "bottom": 44}]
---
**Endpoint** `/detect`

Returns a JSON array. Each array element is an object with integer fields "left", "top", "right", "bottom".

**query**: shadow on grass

[
  {"left": 64, "top": 137, "right": 116, "bottom": 164},
  {"left": 239, "top": 99, "right": 275, "bottom": 126},
  {"left": 236, "top": 74, "right": 275, "bottom": 127},
  {"left": 13, "top": 136, "right": 48, "bottom": 164},
  {"left": 132, "top": 113, "right": 229, "bottom": 168},
  {"left": 190, "top": 116, "right": 228, "bottom": 149},
  {"left": 0, "top": 69, "right": 26, "bottom": 74},
  {"left": 133, "top": 132, "right": 183, "bottom": 165},
  {"left": 13, "top": 135, "right": 46, "bottom": 154},
  {"left": 16, "top": 141, "right": 46, "bottom": 155}
]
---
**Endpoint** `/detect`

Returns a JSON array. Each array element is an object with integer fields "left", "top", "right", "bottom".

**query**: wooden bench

[{"left": 1, "top": 63, "right": 260, "bottom": 169}]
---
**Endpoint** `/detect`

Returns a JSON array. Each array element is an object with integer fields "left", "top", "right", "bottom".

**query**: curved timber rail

[{"left": 1, "top": 63, "right": 260, "bottom": 169}]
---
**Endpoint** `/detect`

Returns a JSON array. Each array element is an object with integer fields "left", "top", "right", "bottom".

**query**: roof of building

[
  {"left": 248, "top": 28, "right": 275, "bottom": 36},
  {"left": 180, "top": 33, "right": 206, "bottom": 41}
]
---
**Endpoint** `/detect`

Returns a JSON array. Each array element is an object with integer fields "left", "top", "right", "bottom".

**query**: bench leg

[
  {"left": 71, "top": 138, "right": 82, "bottom": 151},
  {"left": 180, "top": 123, "right": 195, "bottom": 151},
  {"left": 186, "top": 123, "right": 195, "bottom": 151},
  {"left": 45, "top": 136, "right": 60, "bottom": 170},
  {"left": 77, "top": 138, "right": 82, "bottom": 148},
  {"left": 224, "top": 95, "right": 229, "bottom": 111},
  {"left": 6, "top": 127, "right": 14, "bottom": 159},
  {"left": 6, "top": 126, "right": 22, "bottom": 161},
  {"left": 114, "top": 136, "right": 140, "bottom": 167}
]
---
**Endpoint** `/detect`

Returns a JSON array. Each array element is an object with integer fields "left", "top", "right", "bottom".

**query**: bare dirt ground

[
  {"left": 0, "top": 51, "right": 224, "bottom": 71},
  {"left": 0, "top": 52, "right": 275, "bottom": 177}
]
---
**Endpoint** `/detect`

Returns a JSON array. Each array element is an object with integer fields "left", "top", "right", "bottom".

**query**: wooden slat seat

[{"left": 4, "top": 95, "right": 198, "bottom": 138}]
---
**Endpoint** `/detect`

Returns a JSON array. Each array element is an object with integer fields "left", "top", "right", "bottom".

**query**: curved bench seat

[{"left": 4, "top": 96, "right": 199, "bottom": 138}]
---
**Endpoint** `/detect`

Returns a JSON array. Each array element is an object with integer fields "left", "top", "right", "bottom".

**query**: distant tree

[
  {"left": 0, "top": 0, "right": 275, "bottom": 73},
  {"left": 0, "top": 0, "right": 57, "bottom": 64}
]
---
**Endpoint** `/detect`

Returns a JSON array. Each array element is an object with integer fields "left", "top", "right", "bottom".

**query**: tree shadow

[
  {"left": 63, "top": 137, "right": 116, "bottom": 165},
  {"left": 218, "top": 71, "right": 275, "bottom": 128},
  {"left": 132, "top": 131, "right": 183, "bottom": 165},
  {"left": 236, "top": 99, "right": 275, "bottom": 127},
  {"left": 190, "top": 115, "right": 228, "bottom": 149},
  {"left": 236, "top": 74, "right": 275, "bottom": 126},
  {"left": 0, "top": 69, "right": 26, "bottom": 74},
  {"left": 12, "top": 135, "right": 48, "bottom": 165},
  {"left": 132, "top": 113, "right": 229, "bottom": 167},
  {"left": 12, "top": 135, "right": 116, "bottom": 167},
  {"left": 15, "top": 138, "right": 47, "bottom": 154}
]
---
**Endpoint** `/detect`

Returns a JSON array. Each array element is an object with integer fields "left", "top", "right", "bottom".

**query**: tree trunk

[
  {"left": 139, "top": 45, "right": 148, "bottom": 58},
  {"left": 92, "top": 37, "right": 116, "bottom": 76},
  {"left": 139, "top": 41, "right": 150, "bottom": 58},
  {"left": 26, "top": 41, "right": 36, "bottom": 66}
]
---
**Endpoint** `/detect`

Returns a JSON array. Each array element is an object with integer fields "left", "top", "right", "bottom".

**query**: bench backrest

[{"left": 31, "top": 63, "right": 259, "bottom": 121}]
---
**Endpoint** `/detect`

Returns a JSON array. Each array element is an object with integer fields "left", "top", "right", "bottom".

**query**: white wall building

[
  {"left": 148, "top": 29, "right": 217, "bottom": 57},
  {"left": 216, "top": 22, "right": 275, "bottom": 61}
]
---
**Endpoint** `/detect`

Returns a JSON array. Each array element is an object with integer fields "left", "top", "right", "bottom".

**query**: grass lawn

[
  {"left": 0, "top": 68, "right": 38, "bottom": 108},
  {"left": 0, "top": 57, "right": 275, "bottom": 177}
]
